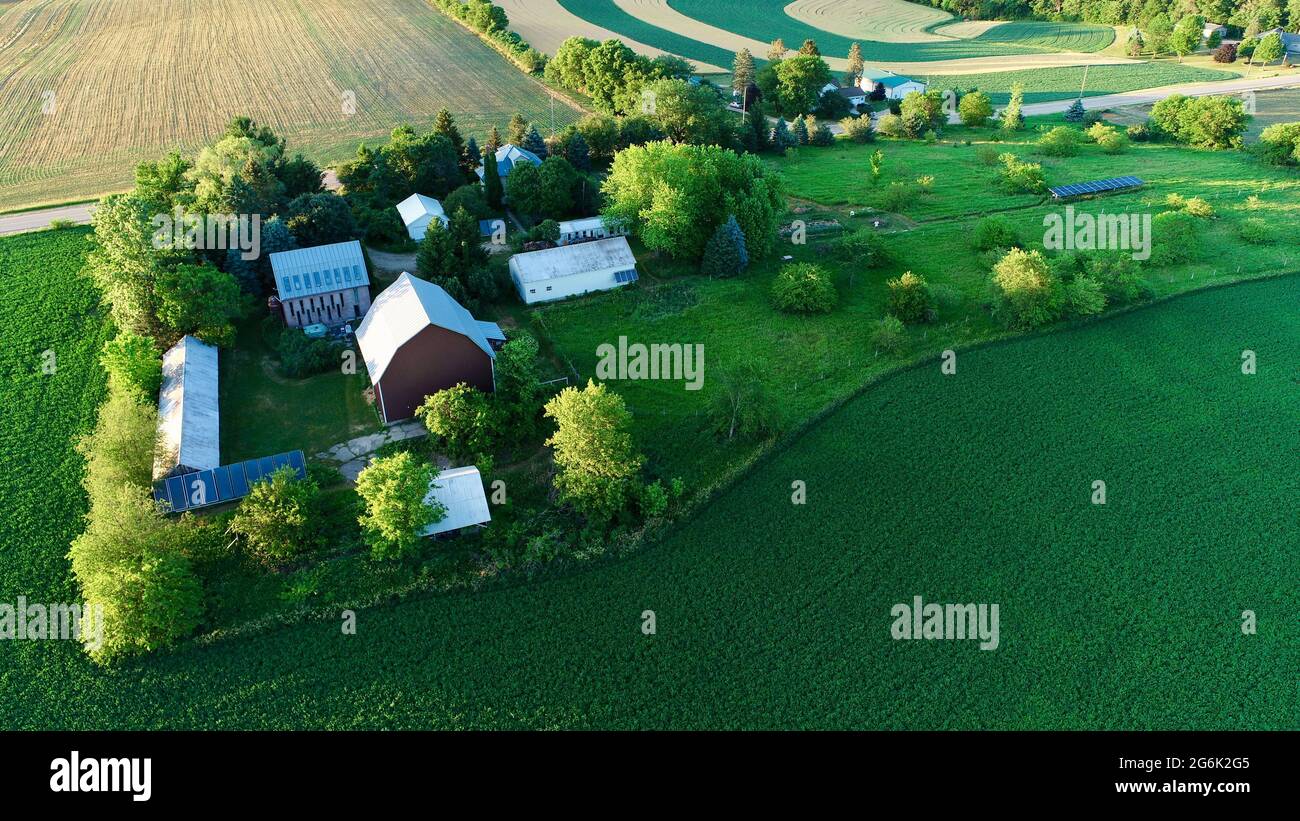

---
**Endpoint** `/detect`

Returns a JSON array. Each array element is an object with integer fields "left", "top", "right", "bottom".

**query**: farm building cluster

[{"left": 147, "top": 161, "right": 643, "bottom": 537}]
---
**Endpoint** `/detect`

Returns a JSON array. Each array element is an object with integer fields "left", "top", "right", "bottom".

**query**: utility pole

[{"left": 1079, "top": 64, "right": 1090, "bottom": 99}]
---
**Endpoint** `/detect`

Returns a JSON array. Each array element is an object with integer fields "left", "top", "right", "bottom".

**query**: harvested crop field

[
  {"left": 3, "top": 247, "right": 1294, "bottom": 728},
  {"left": 0, "top": 0, "right": 581, "bottom": 211}
]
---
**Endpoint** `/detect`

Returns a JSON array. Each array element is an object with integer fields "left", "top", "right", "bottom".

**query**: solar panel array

[
  {"left": 153, "top": 450, "right": 307, "bottom": 513},
  {"left": 1049, "top": 176, "right": 1144, "bottom": 199},
  {"left": 613, "top": 269, "right": 639, "bottom": 284}
]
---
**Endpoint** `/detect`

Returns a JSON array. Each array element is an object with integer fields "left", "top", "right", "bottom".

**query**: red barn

[{"left": 355, "top": 273, "right": 506, "bottom": 424}]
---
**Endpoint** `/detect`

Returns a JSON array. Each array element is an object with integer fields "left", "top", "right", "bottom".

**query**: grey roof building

[
  {"left": 475, "top": 143, "right": 542, "bottom": 181},
  {"left": 270, "top": 240, "right": 372, "bottom": 327},
  {"left": 509, "top": 236, "right": 638, "bottom": 305},
  {"left": 154, "top": 335, "right": 220, "bottom": 480}
]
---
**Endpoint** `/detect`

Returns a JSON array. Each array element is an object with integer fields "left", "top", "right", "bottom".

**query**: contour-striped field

[
  {"left": 784, "top": 0, "right": 957, "bottom": 42},
  {"left": 0, "top": 0, "right": 580, "bottom": 211}
]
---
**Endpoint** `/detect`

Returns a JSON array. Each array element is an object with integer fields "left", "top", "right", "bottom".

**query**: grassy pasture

[
  {"left": 2, "top": 257, "right": 1294, "bottom": 728},
  {"left": 924, "top": 62, "right": 1237, "bottom": 104},
  {"left": 0, "top": 0, "right": 580, "bottom": 211}
]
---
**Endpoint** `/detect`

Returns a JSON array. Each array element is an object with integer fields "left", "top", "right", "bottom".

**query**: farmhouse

[
  {"left": 420, "top": 465, "right": 492, "bottom": 537},
  {"left": 821, "top": 81, "right": 867, "bottom": 108},
  {"left": 1203, "top": 22, "right": 1227, "bottom": 40},
  {"left": 395, "top": 193, "right": 447, "bottom": 242},
  {"left": 355, "top": 272, "right": 506, "bottom": 424},
  {"left": 859, "top": 73, "right": 927, "bottom": 100},
  {"left": 509, "top": 236, "right": 639, "bottom": 305},
  {"left": 270, "top": 240, "right": 372, "bottom": 328},
  {"left": 475, "top": 143, "right": 542, "bottom": 182},
  {"left": 154, "top": 335, "right": 219, "bottom": 480},
  {"left": 557, "top": 216, "right": 627, "bottom": 246},
  {"left": 1259, "top": 27, "right": 1300, "bottom": 57}
]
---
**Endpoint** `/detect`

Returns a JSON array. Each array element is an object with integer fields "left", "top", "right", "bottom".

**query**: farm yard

[
  {"left": 1, "top": 0, "right": 1297, "bottom": 736},
  {"left": 1, "top": 241, "right": 1294, "bottom": 728},
  {"left": 0, "top": 0, "right": 580, "bottom": 210}
]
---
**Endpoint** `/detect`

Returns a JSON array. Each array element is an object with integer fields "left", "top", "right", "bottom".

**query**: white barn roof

[
  {"left": 355, "top": 272, "right": 497, "bottom": 383},
  {"left": 154, "top": 335, "right": 220, "bottom": 479},
  {"left": 270, "top": 240, "right": 369, "bottom": 301},
  {"left": 420, "top": 466, "right": 491, "bottom": 536},
  {"left": 510, "top": 236, "right": 636, "bottom": 285},
  {"left": 395, "top": 193, "right": 447, "bottom": 229}
]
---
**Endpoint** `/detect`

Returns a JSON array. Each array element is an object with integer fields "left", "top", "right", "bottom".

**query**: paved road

[
  {"left": 0, "top": 171, "right": 345, "bottom": 237},
  {"left": 0, "top": 202, "right": 96, "bottom": 235},
  {"left": 1017, "top": 73, "right": 1300, "bottom": 118}
]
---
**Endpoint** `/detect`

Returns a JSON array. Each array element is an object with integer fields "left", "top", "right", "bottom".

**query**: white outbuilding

[
  {"left": 154, "top": 335, "right": 220, "bottom": 480},
  {"left": 395, "top": 193, "right": 447, "bottom": 242},
  {"left": 420, "top": 465, "right": 492, "bottom": 537},
  {"left": 509, "top": 236, "right": 639, "bottom": 305},
  {"left": 556, "top": 216, "right": 628, "bottom": 246}
]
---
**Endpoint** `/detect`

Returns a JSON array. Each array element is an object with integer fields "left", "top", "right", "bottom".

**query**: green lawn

[
  {"left": 3, "top": 271, "right": 1294, "bottom": 729},
  {"left": 220, "top": 319, "right": 379, "bottom": 463}
]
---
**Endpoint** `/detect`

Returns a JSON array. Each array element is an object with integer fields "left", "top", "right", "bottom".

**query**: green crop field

[
  {"left": 945, "top": 20, "right": 1117, "bottom": 53},
  {"left": 0, "top": 0, "right": 580, "bottom": 212},
  {"left": 2, "top": 242, "right": 1294, "bottom": 727}
]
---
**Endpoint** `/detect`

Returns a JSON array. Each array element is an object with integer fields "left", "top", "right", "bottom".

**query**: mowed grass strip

[
  {"left": 0, "top": 0, "right": 580, "bottom": 210},
  {"left": 925, "top": 62, "right": 1237, "bottom": 104},
  {"left": 2, "top": 268, "right": 1294, "bottom": 729}
]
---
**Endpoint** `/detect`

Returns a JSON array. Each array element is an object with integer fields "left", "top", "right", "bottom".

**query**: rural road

[{"left": 0, "top": 170, "right": 344, "bottom": 237}]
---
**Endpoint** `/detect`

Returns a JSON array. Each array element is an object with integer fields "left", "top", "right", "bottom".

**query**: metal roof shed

[
  {"left": 154, "top": 335, "right": 220, "bottom": 480},
  {"left": 509, "top": 236, "right": 638, "bottom": 305},
  {"left": 420, "top": 466, "right": 491, "bottom": 536},
  {"left": 395, "top": 194, "right": 447, "bottom": 242}
]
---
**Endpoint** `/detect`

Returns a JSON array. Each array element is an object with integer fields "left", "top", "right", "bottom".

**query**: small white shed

[
  {"left": 420, "top": 466, "right": 491, "bottom": 537},
  {"left": 557, "top": 216, "right": 627, "bottom": 246},
  {"left": 509, "top": 236, "right": 639, "bottom": 305},
  {"left": 395, "top": 193, "right": 447, "bottom": 242},
  {"left": 154, "top": 335, "right": 220, "bottom": 480}
]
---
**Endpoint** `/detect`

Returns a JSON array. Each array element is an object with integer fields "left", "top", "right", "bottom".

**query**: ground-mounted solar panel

[
  {"left": 1050, "top": 176, "right": 1145, "bottom": 199},
  {"left": 152, "top": 450, "right": 308, "bottom": 513}
]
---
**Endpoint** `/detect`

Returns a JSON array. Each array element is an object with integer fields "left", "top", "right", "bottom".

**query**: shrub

[
  {"left": 1252, "top": 122, "right": 1300, "bottom": 166},
  {"left": 1213, "top": 42, "right": 1237, "bottom": 63},
  {"left": 415, "top": 383, "right": 495, "bottom": 461},
  {"left": 997, "top": 153, "right": 1046, "bottom": 194},
  {"left": 1086, "top": 253, "right": 1145, "bottom": 305},
  {"left": 876, "top": 113, "right": 906, "bottom": 138},
  {"left": 989, "top": 248, "right": 1061, "bottom": 329},
  {"left": 834, "top": 229, "right": 889, "bottom": 269},
  {"left": 277, "top": 330, "right": 338, "bottom": 378},
  {"left": 972, "top": 215, "right": 1021, "bottom": 251},
  {"left": 886, "top": 272, "right": 933, "bottom": 323},
  {"left": 929, "top": 283, "right": 964, "bottom": 313},
  {"left": 1150, "top": 94, "right": 1248, "bottom": 150},
  {"left": 1151, "top": 211, "right": 1201, "bottom": 265},
  {"left": 708, "top": 363, "right": 778, "bottom": 442},
  {"left": 1095, "top": 129, "right": 1129, "bottom": 154},
  {"left": 770, "top": 263, "right": 837, "bottom": 314},
  {"left": 1063, "top": 275, "right": 1106, "bottom": 318},
  {"left": 975, "top": 144, "right": 1001, "bottom": 166},
  {"left": 839, "top": 116, "right": 875, "bottom": 143},
  {"left": 228, "top": 467, "right": 323, "bottom": 568},
  {"left": 1081, "top": 110, "right": 1105, "bottom": 128},
  {"left": 1037, "top": 126, "right": 1081, "bottom": 157},
  {"left": 100, "top": 333, "right": 162, "bottom": 402},
  {"left": 915, "top": 175, "right": 934, "bottom": 193},
  {"left": 871, "top": 315, "right": 907, "bottom": 354},
  {"left": 1182, "top": 197, "right": 1214, "bottom": 219},
  {"left": 1238, "top": 218, "right": 1274, "bottom": 244},
  {"left": 1126, "top": 122, "right": 1153, "bottom": 142}
]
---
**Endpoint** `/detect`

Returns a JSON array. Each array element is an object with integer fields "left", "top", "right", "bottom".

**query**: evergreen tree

[
  {"left": 767, "top": 38, "right": 787, "bottom": 61},
  {"left": 485, "top": 125, "right": 503, "bottom": 153},
  {"left": 463, "top": 136, "right": 480, "bottom": 181},
  {"left": 508, "top": 112, "right": 529, "bottom": 145},
  {"left": 484, "top": 149, "right": 504, "bottom": 209},
  {"left": 522, "top": 125, "right": 549, "bottom": 159},
  {"left": 770, "top": 117, "right": 792, "bottom": 155},
  {"left": 566, "top": 131, "right": 591, "bottom": 171},
  {"left": 732, "top": 49, "right": 756, "bottom": 96},
  {"left": 1064, "top": 98, "right": 1086, "bottom": 123},
  {"left": 1001, "top": 83, "right": 1025, "bottom": 131},
  {"left": 846, "top": 42, "right": 864, "bottom": 84},
  {"left": 432, "top": 107, "right": 465, "bottom": 160},
  {"left": 700, "top": 215, "right": 749, "bottom": 278},
  {"left": 792, "top": 116, "right": 809, "bottom": 146},
  {"left": 415, "top": 218, "right": 456, "bottom": 281},
  {"left": 799, "top": 39, "right": 820, "bottom": 56}
]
